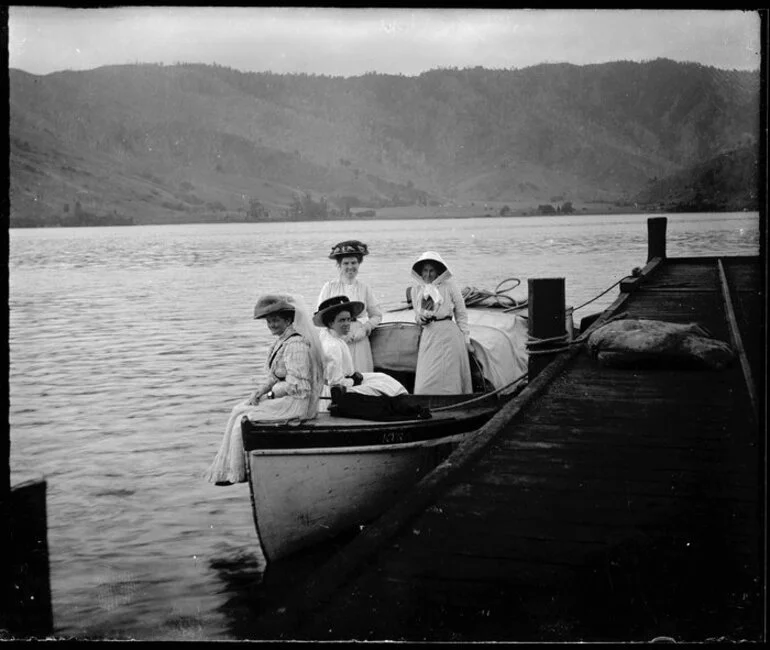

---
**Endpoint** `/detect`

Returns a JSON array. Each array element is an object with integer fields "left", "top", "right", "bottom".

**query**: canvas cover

[{"left": 378, "top": 308, "right": 529, "bottom": 390}]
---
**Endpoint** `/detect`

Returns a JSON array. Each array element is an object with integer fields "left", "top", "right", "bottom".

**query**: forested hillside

[{"left": 9, "top": 58, "right": 760, "bottom": 226}]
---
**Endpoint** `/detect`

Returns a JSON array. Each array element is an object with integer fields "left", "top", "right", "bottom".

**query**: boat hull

[{"left": 247, "top": 438, "right": 453, "bottom": 562}]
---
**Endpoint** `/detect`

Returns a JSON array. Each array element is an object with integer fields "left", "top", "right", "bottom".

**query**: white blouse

[{"left": 317, "top": 279, "right": 383, "bottom": 327}]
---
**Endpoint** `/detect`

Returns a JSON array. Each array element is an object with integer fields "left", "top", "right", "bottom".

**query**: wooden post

[
  {"left": 4, "top": 481, "right": 54, "bottom": 638},
  {"left": 647, "top": 217, "right": 667, "bottom": 262},
  {"left": 528, "top": 278, "right": 566, "bottom": 380}
]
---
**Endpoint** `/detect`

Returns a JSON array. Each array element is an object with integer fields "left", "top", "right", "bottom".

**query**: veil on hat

[
  {"left": 204, "top": 293, "right": 327, "bottom": 486},
  {"left": 284, "top": 294, "right": 327, "bottom": 413}
]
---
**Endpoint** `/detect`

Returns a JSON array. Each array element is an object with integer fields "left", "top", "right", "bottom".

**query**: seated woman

[
  {"left": 205, "top": 294, "right": 325, "bottom": 485},
  {"left": 313, "top": 295, "right": 408, "bottom": 410},
  {"left": 410, "top": 251, "right": 473, "bottom": 395}
]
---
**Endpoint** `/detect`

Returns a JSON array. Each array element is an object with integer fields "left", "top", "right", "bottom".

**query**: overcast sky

[{"left": 8, "top": 7, "right": 763, "bottom": 77}]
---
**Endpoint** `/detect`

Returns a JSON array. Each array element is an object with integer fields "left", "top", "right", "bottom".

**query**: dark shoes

[{"left": 330, "top": 385, "right": 347, "bottom": 404}]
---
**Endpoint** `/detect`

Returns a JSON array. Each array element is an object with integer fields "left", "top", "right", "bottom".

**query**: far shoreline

[{"left": 9, "top": 205, "right": 756, "bottom": 229}]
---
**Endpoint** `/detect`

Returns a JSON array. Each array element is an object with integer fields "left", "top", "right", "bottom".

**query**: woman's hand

[
  {"left": 347, "top": 321, "right": 367, "bottom": 343},
  {"left": 247, "top": 388, "right": 269, "bottom": 405}
]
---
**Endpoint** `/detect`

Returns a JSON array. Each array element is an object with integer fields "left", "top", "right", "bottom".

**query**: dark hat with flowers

[
  {"left": 328, "top": 240, "right": 369, "bottom": 260},
  {"left": 312, "top": 295, "right": 365, "bottom": 327}
]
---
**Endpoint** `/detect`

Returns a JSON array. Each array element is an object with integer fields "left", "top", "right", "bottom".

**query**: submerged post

[
  {"left": 647, "top": 217, "right": 667, "bottom": 262},
  {"left": 527, "top": 278, "right": 566, "bottom": 380}
]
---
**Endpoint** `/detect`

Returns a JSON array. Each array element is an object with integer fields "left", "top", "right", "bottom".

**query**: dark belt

[{"left": 423, "top": 316, "right": 452, "bottom": 324}]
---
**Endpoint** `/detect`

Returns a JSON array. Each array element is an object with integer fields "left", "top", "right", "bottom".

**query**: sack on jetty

[{"left": 587, "top": 318, "right": 734, "bottom": 370}]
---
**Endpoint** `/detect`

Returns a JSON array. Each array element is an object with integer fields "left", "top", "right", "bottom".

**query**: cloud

[{"left": 8, "top": 7, "right": 761, "bottom": 76}]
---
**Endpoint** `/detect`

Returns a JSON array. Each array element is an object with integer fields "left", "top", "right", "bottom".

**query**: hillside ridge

[{"left": 9, "top": 58, "right": 760, "bottom": 226}]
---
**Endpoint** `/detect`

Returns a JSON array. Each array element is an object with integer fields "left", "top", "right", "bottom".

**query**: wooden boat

[{"left": 242, "top": 305, "right": 532, "bottom": 563}]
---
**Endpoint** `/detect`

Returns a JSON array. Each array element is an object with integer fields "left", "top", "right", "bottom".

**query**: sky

[{"left": 7, "top": 7, "right": 763, "bottom": 77}]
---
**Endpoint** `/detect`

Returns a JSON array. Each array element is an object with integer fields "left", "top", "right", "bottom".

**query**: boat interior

[
  {"left": 369, "top": 321, "right": 491, "bottom": 395},
  {"left": 242, "top": 322, "right": 502, "bottom": 438}
]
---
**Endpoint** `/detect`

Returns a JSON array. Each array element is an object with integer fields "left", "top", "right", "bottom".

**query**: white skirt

[
  {"left": 319, "top": 372, "right": 408, "bottom": 412},
  {"left": 205, "top": 395, "right": 314, "bottom": 484}
]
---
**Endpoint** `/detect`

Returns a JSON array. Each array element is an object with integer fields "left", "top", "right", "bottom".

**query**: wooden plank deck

[{"left": 253, "top": 255, "right": 764, "bottom": 643}]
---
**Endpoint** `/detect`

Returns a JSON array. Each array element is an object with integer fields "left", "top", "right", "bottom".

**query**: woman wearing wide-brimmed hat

[
  {"left": 410, "top": 251, "right": 473, "bottom": 395},
  {"left": 313, "top": 295, "right": 407, "bottom": 410},
  {"left": 205, "top": 294, "right": 326, "bottom": 485},
  {"left": 317, "top": 240, "right": 382, "bottom": 373}
]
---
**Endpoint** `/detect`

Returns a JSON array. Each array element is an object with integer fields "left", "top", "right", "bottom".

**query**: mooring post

[
  {"left": 647, "top": 216, "right": 667, "bottom": 262},
  {"left": 7, "top": 481, "right": 54, "bottom": 638},
  {"left": 528, "top": 278, "right": 566, "bottom": 380},
  {"left": 1, "top": 414, "right": 53, "bottom": 638}
]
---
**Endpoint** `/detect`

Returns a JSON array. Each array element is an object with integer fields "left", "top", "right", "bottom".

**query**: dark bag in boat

[{"left": 329, "top": 391, "right": 432, "bottom": 422}]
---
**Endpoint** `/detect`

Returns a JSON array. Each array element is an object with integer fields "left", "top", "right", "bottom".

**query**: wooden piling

[
  {"left": 647, "top": 217, "right": 667, "bottom": 262},
  {"left": 527, "top": 278, "right": 566, "bottom": 380},
  {"left": 2, "top": 398, "right": 53, "bottom": 638},
  {"left": 4, "top": 480, "right": 54, "bottom": 638}
]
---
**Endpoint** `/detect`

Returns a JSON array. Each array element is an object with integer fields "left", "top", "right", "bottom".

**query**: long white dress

[
  {"left": 319, "top": 328, "right": 407, "bottom": 411},
  {"left": 317, "top": 278, "right": 382, "bottom": 372},
  {"left": 411, "top": 267, "right": 473, "bottom": 395},
  {"left": 206, "top": 326, "right": 322, "bottom": 484}
]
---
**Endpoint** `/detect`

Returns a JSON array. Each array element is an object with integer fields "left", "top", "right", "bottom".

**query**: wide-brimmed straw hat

[
  {"left": 412, "top": 250, "right": 448, "bottom": 276},
  {"left": 328, "top": 240, "right": 369, "bottom": 260},
  {"left": 312, "top": 295, "right": 365, "bottom": 327},
  {"left": 253, "top": 294, "right": 295, "bottom": 319}
]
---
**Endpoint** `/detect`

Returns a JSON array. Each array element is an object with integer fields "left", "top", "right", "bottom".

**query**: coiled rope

[{"left": 462, "top": 277, "right": 523, "bottom": 309}]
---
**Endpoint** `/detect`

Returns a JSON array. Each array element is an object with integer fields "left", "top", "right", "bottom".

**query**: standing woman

[
  {"left": 317, "top": 240, "right": 382, "bottom": 372},
  {"left": 205, "top": 294, "right": 326, "bottom": 485},
  {"left": 411, "top": 251, "right": 473, "bottom": 395}
]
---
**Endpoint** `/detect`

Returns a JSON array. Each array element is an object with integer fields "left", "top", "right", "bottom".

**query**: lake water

[{"left": 8, "top": 212, "right": 760, "bottom": 640}]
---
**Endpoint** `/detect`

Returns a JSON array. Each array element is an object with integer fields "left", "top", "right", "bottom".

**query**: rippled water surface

[{"left": 8, "top": 212, "right": 760, "bottom": 639}]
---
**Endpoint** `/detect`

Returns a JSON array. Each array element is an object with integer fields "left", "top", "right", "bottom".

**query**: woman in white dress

[
  {"left": 317, "top": 240, "right": 382, "bottom": 372},
  {"left": 205, "top": 294, "right": 325, "bottom": 485},
  {"left": 410, "top": 251, "right": 473, "bottom": 395},
  {"left": 313, "top": 295, "right": 407, "bottom": 410}
]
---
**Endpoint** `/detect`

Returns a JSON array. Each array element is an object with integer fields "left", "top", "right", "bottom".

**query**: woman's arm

[
  {"left": 363, "top": 283, "right": 383, "bottom": 333},
  {"left": 271, "top": 339, "right": 315, "bottom": 398},
  {"left": 411, "top": 285, "right": 428, "bottom": 325},
  {"left": 322, "top": 340, "right": 354, "bottom": 387},
  {"left": 317, "top": 282, "right": 332, "bottom": 310},
  {"left": 449, "top": 280, "right": 472, "bottom": 347}
]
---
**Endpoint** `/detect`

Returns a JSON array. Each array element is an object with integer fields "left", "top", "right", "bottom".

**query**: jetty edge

[{"left": 250, "top": 217, "right": 763, "bottom": 642}]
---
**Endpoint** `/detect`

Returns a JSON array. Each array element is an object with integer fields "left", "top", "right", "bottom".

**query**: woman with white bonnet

[
  {"left": 317, "top": 240, "right": 382, "bottom": 372},
  {"left": 205, "top": 293, "right": 325, "bottom": 485},
  {"left": 313, "top": 295, "right": 407, "bottom": 410},
  {"left": 410, "top": 251, "right": 473, "bottom": 395}
]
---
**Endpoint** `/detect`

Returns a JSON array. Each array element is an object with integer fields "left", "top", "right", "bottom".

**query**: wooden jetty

[{"left": 252, "top": 218, "right": 764, "bottom": 642}]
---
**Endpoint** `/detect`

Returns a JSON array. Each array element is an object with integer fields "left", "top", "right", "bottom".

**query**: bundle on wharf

[{"left": 251, "top": 218, "right": 764, "bottom": 643}]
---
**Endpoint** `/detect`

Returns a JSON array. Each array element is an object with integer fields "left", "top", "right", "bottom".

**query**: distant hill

[
  {"left": 633, "top": 145, "right": 759, "bottom": 212},
  {"left": 8, "top": 58, "right": 760, "bottom": 226}
]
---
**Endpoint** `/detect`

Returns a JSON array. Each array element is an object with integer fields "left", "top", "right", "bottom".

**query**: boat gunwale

[
  {"left": 242, "top": 392, "right": 506, "bottom": 451},
  {"left": 247, "top": 431, "right": 467, "bottom": 456}
]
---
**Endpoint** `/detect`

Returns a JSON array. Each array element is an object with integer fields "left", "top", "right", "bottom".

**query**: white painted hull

[{"left": 247, "top": 437, "right": 457, "bottom": 562}]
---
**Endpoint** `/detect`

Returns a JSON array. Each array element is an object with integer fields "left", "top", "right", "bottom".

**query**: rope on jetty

[
  {"left": 527, "top": 311, "right": 630, "bottom": 357},
  {"left": 572, "top": 277, "right": 625, "bottom": 312}
]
